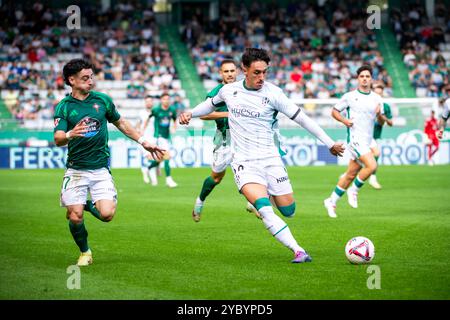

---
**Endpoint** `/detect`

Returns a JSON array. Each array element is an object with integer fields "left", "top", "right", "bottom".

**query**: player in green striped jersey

[
  {"left": 368, "top": 84, "right": 393, "bottom": 189},
  {"left": 143, "top": 92, "right": 178, "bottom": 187},
  {"left": 192, "top": 59, "right": 237, "bottom": 222},
  {"left": 54, "top": 59, "right": 164, "bottom": 266}
]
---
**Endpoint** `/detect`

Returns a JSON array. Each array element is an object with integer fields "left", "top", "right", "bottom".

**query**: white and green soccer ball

[{"left": 345, "top": 236, "right": 375, "bottom": 264}]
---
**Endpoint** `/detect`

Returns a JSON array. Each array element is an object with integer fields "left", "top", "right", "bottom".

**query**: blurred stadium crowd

[
  {"left": 0, "top": 1, "right": 185, "bottom": 129},
  {"left": 184, "top": 1, "right": 449, "bottom": 99},
  {"left": 0, "top": 0, "right": 449, "bottom": 129}
]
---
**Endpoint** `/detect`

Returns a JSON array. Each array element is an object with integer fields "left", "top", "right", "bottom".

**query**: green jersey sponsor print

[
  {"left": 151, "top": 105, "right": 177, "bottom": 139},
  {"left": 207, "top": 83, "right": 230, "bottom": 148},
  {"left": 373, "top": 103, "right": 392, "bottom": 139},
  {"left": 53, "top": 91, "right": 121, "bottom": 170}
]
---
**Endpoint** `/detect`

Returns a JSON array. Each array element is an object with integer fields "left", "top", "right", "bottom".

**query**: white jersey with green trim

[
  {"left": 334, "top": 90, "right": 383, "bottom": 146},
  {"left": 442, "top": 98, "right": 450, "bottom": 120},
  {"left": 210, "top": 80, "right": 302, "bottom": 162},
  {"left": 139, "top": 109, "right": 154, "bottom": 138}
]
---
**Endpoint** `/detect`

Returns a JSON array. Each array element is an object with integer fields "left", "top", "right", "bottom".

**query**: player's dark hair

[
  {"left": 356, "top": 65, "right": 372, "bottom": 76},
  {"left": 241, "top": 48, "right": 270, "bottom": 68},
  {"left": 220, "top": 59, "right": 236, "bottom": 68},
  {"left": 160, "top": 92, "right": 170, "bottom": 99},
  {"left": 63, "top": 59, "right": 94, "bottom": 86}
]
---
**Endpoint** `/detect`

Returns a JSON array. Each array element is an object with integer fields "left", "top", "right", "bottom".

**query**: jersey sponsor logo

[
  {"left": 78, "top": 116, "right": 101, "bottom": 138},
  {"left": 54, "top": 118, "right": 60, "bottom": 127},
  {"left": 160, "top": 117, "right": 170, "bottom": 127},
  {"left": 230, "top": 107, "right": 261, "bottom": 118}
]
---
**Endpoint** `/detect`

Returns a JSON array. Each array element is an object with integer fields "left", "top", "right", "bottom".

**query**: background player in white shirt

[
  {"left": 136, "top": 95, "right": 157, "bottom": 184},
  {"left": 180, "top": 48, "right": 344, "bottom": 264},
  {"left": 437, "top": 94, "right": 450, "bottom": 140},
  {"left": 324, "top": 66, "right": 388, "bottom": 218}
]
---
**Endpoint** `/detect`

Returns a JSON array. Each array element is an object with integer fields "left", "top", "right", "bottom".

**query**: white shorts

[
  {"left": 231, "top": 158, "right": 293, "bottom": 196},
  {"left": 211, "top": 144, "right": 232, "bottom": 173},
  {"left": 369, "top": 138, "right": 378, "bottom": 149},
  {"left": 347, "top": 140, "right": 371, "bottom": 160},
  {"left": 60, "top": 168, "right": 117, "bottom": 207},
  {"left": 157, "top": 137, "right": 171, "bottom": 157}
]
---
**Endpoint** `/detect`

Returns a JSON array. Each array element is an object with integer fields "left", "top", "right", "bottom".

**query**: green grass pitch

[{"left": 0, "top": 165, "right": 449, "bottom": 300}]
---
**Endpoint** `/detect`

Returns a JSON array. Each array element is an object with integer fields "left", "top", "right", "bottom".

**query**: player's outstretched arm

[
  {"left": 113, "top": 117, "right": 165, "bottom": 160},
  {"left": 329, "top": 142, "right": 345, "bottom": 157},
  {"left": 200, "top": 111, "right": 229, "bottom": 120},
  {"left": 179, "top": 98, "right": 216, "bottom": 125},
  {"left": 292, "top": 109, "right": 345, "bottom": 157}
]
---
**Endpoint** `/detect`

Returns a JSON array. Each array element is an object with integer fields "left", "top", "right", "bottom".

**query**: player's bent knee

[
  {"left": 278, "top": 202, "right": 296, "bottom": 218},
  {"left": 368, "top": 162, "right": 378, "bottom": 173},
  {"left": 212, "top": 176, "right": 223, "bottom": 184},
  {"left": 67, "top": 211, "right": 83, "bottom": 224},
  {"left": 100, "top": 210, "right": 115, "bottom": 222},
  {"left": 346, "top": 172, "right": 357, "bottom": 181}
]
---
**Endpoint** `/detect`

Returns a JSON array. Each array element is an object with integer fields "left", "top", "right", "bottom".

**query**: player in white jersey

[
  {"left": 437, "top": 96, "right": 450, "bottom": 140},
  {"left": 136, "top": 96, "right": 157, "bottom": 184},
  {"left": 324, "top": 65, "right": 388, "bottom": 218},
  {"left": 180, "top": 48, "right": 344, "bottom": 264}
]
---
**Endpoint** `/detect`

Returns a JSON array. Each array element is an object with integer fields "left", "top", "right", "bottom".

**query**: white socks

[{"left": 259, "top": 206, "right": 303, "bottom": 253}]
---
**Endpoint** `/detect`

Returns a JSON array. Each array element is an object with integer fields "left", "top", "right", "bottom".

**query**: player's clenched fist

[
  {"left": 141, "top": 141, "right": 166, "bottom": 161},
  {"left": 329, "top": 142, "right": 345, "bottom": 157},
  {"left": 179, "top": 111, "right": 192, "bottom": 125}
]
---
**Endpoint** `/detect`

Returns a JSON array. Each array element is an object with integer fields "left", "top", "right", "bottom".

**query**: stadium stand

[
  {"left": 182, "top": 0, "right": 394, "bottom": 99},
  {"left": 0, "top": 1, "right": 187, "bottom": 130},
  {"left": 390, "top": 2, "right": 450, "bottom": 98}
]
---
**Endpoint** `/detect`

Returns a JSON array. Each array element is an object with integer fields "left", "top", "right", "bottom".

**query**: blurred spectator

[
  {"left": 391, "top": 3, "right": 449, "bottom": 97},
  {"left": 127, "top": 80, "right": 146, "bottom": 99},
  {"left": 171, "top": 94, "right": 186, "bottom": 116}
]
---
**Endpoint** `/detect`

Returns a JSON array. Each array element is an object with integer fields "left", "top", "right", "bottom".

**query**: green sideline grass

[{"left": 0, "top": 166, "right": 449, "bottom": 300}]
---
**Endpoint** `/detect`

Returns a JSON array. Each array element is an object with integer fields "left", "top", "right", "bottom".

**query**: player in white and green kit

[
  {"left": 368, "top": 84, "right": 393, "bottom": 189},
  {"left": 192, "top": 59, "right": 237, "bottom": 222},
  {"left": 324, "top": 65, "right": 388, "bottom": 218},
  {"left": 54, "top": 59, "right": 164, "bottom": 266},
  {"left": 437, "top": 93, "right": 450, "bottom": 140},
  {"left": 180, "top": 48, "right": 344, "bottom": 263}
]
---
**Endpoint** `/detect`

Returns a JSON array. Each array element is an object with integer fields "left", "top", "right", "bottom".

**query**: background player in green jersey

[
  {"left": 192, "top": 59, "right": 237, "bottom": 222},
  {"left": 54, "top": 59, "right": 164, "bottom": 266},
  {"left": 143, "top": 92, "right": 178, "bottom": 188},
  {"left": 368, "top": 84, "right": 393, "bottom": 189}
]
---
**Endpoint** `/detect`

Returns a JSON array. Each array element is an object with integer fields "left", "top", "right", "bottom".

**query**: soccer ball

[{"left": 345, "top": 236, "right": 375, "bottom": 264}]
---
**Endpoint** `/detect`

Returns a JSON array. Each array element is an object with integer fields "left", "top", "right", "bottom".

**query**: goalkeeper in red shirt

[{"left": 424, "top": 110, "right": 439, "bottom": 165}]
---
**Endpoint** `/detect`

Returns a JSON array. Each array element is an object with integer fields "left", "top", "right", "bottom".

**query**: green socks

[
  {"left": 164, "top": 160, "right": 171, "bottom": 177},
  {"left": 84, "top": 200, "right": 105, "bottom": 221},
  {"left": 149, "top": 160, "right": 172, "bottom": 178},
  {"left": 199, "top": 176, "right": 218, "bottom": 201},
  {"left": 148, "top": 160, "right": 159, "bottom": 170},
  {"left": 373, "top": 156, "right": 379, "bottom": 175},
  {"left": 69, "top": 220, "right": 89, "bottom": 253}
]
